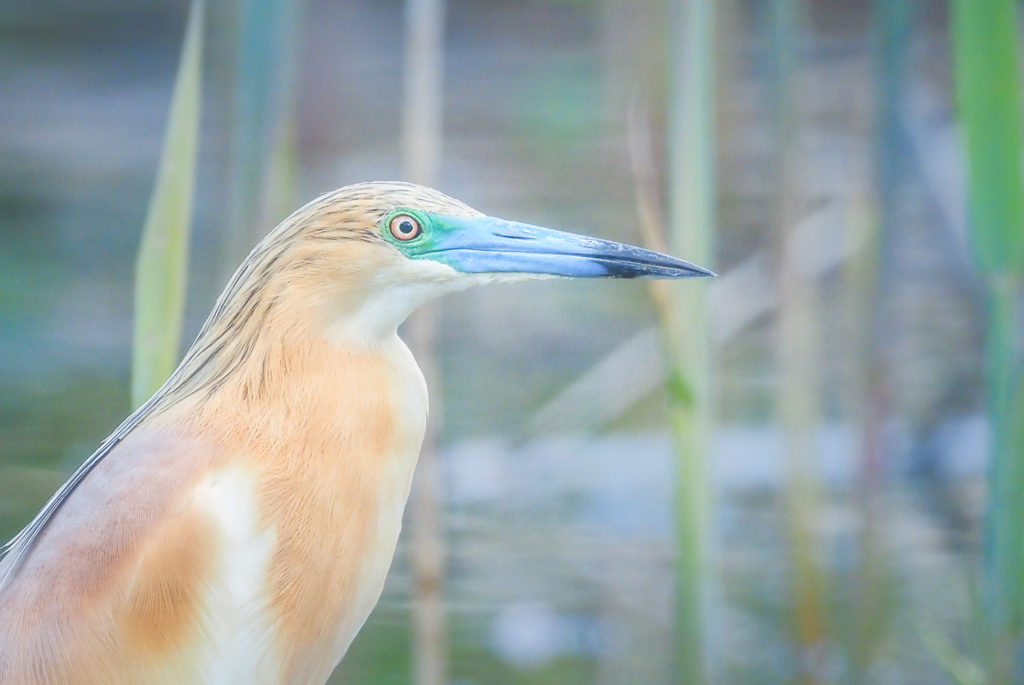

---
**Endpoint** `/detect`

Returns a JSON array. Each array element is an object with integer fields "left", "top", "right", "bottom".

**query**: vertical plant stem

[
  {"left": 403, "top": 0, "right": 445, "bottom": 185},
  {"left": 841, "top": 2, "right": 908, "bottom": 680},
  {"left": 666, "top": 0, "right": 715, "bottom": 681},
  {"left": 402, "top": 1, "right": 448, "bottom": 684},
  {"left": 224, "top": 0, "right": 302, "bottom": 276},
  {"left": 770, "top": 1, "right": 827, "bottom": 681},
  {"left": 984, "top": 277, "right": 1023, "bottom": 681},
  {"left": 952, "top": 0, "right": 1024, "bottom": 680},
  {"left": 132, "top": 0, "right": 204, "bottom": 407}
]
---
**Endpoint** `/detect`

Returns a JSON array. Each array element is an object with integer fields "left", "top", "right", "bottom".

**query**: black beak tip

[{"left": 667, "top": 259, "right": 715, "bottom": 279}]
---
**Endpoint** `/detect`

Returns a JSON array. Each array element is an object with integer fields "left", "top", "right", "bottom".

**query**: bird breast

[
  {"left": 76, "top": 331, "right": 431, "bottom": 684},
  {"left": 221, "top": 333, "right": 429, "bottom": 682}
]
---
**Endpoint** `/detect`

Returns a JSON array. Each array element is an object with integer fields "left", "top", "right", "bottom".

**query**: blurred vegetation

[
  {"left": 952, "top": 0, "right": 1024, "bottom": 680},
  {"left": 661, "top": 0, "right": 715, "bottom": 682},
  {"left": 770, "top": 1, "right": 831, "bottom": 681},
  {"left": 224, "top": 0, "right": 302, "bottom": 274},
  {"left": 131, "top": 0, "right": 203, "bottom": 406},
  {"left": 1, "top": 0, "right": 1018, "bottom": 683}
]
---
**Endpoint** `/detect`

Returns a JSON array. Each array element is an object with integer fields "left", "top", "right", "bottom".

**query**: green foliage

[
  {"left": 329, "top": 611, "right": 413, "bottom": 684},
  {"left": 952, "top": 0, "right": 1024, "bottom": 275},
  {"left": 952, "top": 0, "right": 1024, "bottom": 679},
  {"left": 664, "top": 0, "right": 715, "bottom": 682},
  {"left": 921, "top": 622, "right": 986, "bottom": 685},
  {"left": 224, "top": 0, "right": 301, "bottom": 274},
  {"left": 132, "top": 0, "right": 204, "bottom": 408}
]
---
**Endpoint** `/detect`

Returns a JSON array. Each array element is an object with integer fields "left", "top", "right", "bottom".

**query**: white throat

[{"left": 326, "top": 261, "right": 482, "bottom": 345}]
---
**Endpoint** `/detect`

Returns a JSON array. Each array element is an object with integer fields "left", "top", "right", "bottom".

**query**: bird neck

[
  {"left": 173, "top": 315, "right": 411, "bottom": 447},
  {"left": 325, "top": 283, "right": 434, "bottom": 345}
]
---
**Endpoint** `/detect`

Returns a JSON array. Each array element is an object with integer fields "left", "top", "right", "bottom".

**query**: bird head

[{"left": 209, "top": 181, "right": 713, "bottom": 345}]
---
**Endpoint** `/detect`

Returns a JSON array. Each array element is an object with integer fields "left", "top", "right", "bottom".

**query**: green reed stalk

[
  {"left": 224, "top": 0, "right": 302, "bottom": 276},
  {"left": 769, "top": 1, "right": 828, "bottom": 681},
  {"left": 952, "top": 0, "right": 1024, "bottom": 681},
  {"left": 666, "top": 0, "right": 715, "bottom": 681},
  {"left": 132, "top": 0, "right": 204, "bottom": 407}
]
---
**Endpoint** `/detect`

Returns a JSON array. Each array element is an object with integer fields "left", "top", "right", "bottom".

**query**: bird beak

[{"left": 415, "top": 214, "right": 716, "bottom": 279}]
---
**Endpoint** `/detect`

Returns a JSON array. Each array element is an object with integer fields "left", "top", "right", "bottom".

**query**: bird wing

[
  {"left": 0, "top": 397, "right": 153, "bottom": 588},
  {"left": 0, "top": 422, "right": 281, "bottom": 685}
]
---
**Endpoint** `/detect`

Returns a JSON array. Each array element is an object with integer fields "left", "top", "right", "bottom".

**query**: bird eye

[{"left": 389, "top": 213, "right": 422, "bottom": 241}]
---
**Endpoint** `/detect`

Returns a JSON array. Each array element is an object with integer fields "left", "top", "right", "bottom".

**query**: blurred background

[{"left": 0, "top": 0, "right": 1018, "bottom": 683}]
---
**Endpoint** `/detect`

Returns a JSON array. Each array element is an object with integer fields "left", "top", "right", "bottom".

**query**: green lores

[{"left": 380, "top": 208, "right": 715, "bottom": 279}]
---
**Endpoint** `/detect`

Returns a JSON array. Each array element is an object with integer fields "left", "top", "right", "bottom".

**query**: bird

[{"left": 0, "top": 181, "right": 712, "bottom": 684}]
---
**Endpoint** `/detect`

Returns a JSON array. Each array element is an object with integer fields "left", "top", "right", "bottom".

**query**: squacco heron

[{"left": 0, "top": 182, "right": 711, "bottom": 684}]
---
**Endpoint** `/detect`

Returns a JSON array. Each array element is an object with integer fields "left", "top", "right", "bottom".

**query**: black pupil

[{"left": 400, "top": 220, "right": 415, "bottom": 234}]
